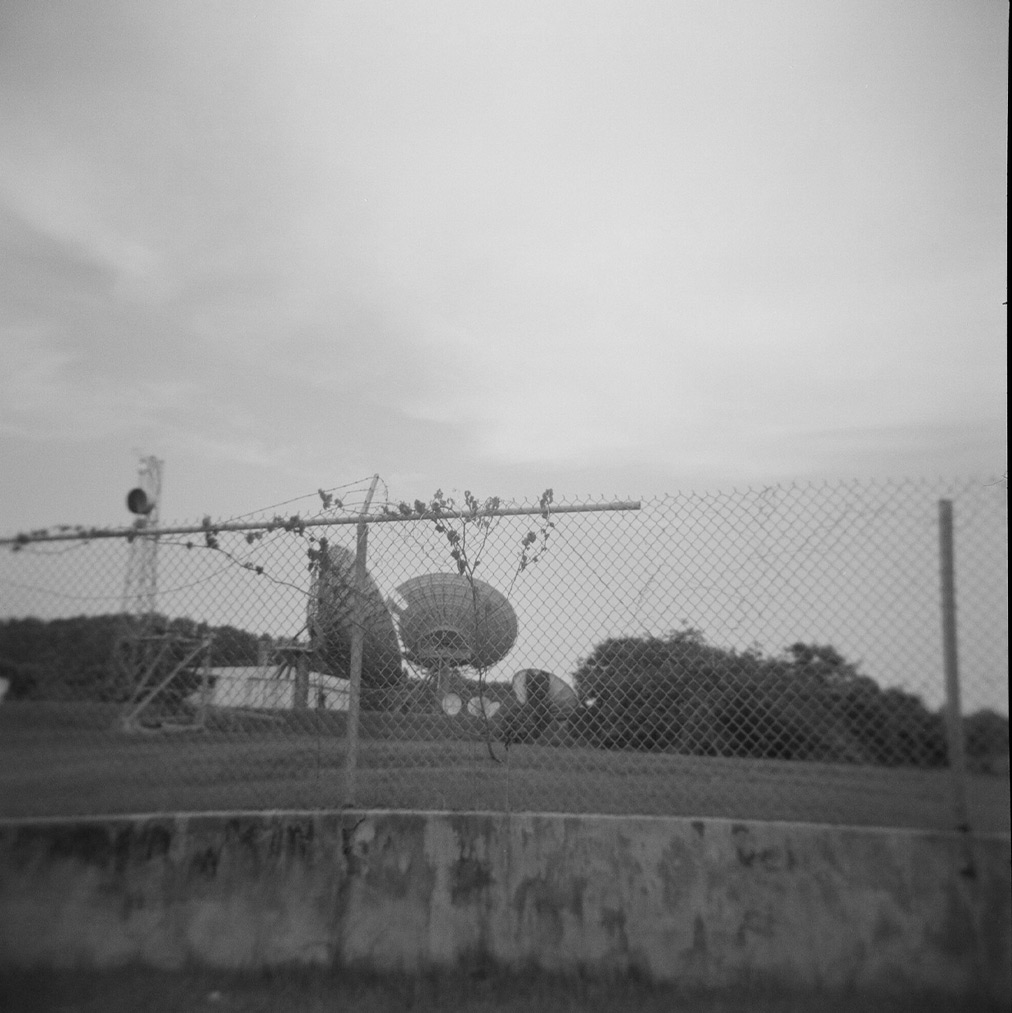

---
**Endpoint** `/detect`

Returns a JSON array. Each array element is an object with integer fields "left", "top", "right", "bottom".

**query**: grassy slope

[{"left": 0, "top": 703, "right": 1008, "bottom": 831}]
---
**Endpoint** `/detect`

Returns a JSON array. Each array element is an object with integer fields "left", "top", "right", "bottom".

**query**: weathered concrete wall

[{"left": 0, "top": 811, "right": 1008, "bottom": 1003}]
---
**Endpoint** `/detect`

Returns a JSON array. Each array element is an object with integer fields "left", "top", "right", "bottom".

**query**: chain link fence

[{"left": 0, "top": 477, "right": 1007, "bottom": 831}]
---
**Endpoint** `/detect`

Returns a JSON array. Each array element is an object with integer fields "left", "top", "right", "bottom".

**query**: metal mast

[
  {"left": 115, "top": 455, "right": 210, "bottom": 731},
  {"left": 115, "top": 455, "right": 169, "bottom": 725},
  {"left": 121, "top": 455, "right": 162, "bottom": 622}
]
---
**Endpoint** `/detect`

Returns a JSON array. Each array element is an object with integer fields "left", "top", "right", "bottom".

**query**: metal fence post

[
  {"left": 343, "top": 475, "right": 379, "bottom": 807},
  {"left": 294, "top": 650, "right": 309, "bottom": 710},
  {"left": 938, "top": 499, "right": 972, "bottom": 840}
]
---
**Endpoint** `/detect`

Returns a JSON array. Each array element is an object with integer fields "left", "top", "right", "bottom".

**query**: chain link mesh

[{"left": 1, "top": 478, "right": 1007, "bottom": 831}]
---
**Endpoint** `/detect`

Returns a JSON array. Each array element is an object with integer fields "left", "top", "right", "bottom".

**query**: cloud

[{"left": 0, "top": 0, "right": 1005, "bottom": 534}]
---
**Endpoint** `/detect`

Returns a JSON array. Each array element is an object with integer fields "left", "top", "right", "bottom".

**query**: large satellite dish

[
  {"left": 309, "top": 544, "right": 402, "bottom": 691},
  {"left": 393, "top": 573, "right": 518, "bottom": 670}
]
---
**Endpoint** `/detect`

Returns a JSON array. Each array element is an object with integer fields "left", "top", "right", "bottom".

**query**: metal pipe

[
  {"left": 938, "top": 499, "right": 972, "bottom": 844},
  {"left": 1, "top": 501, "right": 641, "bottom": 546},
  {"left": 294, "top": 650, "right": 309, "bottom": 711},
  {"left": 344, "top": 474, "right": 380, "bottom": 807}
]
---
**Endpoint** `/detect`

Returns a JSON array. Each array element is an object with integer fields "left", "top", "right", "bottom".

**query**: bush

[{"left": 964, "top": 708, "right": 1010, "bottom": 774}]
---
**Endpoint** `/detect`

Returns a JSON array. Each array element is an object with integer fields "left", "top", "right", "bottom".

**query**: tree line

[
  {"left": 503, "top": 630, "right": 1008, "bottom": 773},
  {"left": 1, "top": 616, "right": 1006, "bottom": 773},
  {"left": 0, "top": 614, "right": 271, "bottom": 703}
]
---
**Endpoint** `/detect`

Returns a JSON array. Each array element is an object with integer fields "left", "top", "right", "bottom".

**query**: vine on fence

[
  {"left": 386, "top": 488, "right": 555, "bottom": 762},
  {"left": 5, "top": 480, "right": 559, "bottom": 763}
]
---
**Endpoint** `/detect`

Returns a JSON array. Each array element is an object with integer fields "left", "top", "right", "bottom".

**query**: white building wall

[{"left": 193, "top": 667, "right": 350, "bottom": 712}]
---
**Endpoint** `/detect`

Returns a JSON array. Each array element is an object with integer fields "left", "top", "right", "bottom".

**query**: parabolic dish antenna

[
  {"left": 441, "top": 693, "right": 462, "bottom": 717},
  {"left": 512, "top": 669, "right": 578, "bottom": 714},
  {"left": 393, "top": 573, "right": 518, "bottom": 669},
  {"left": 309, "top": 544, "right": 402, "bottom": 684}
]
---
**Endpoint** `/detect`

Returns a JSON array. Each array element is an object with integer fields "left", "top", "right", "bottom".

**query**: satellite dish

[
  {"left": 309, "top": 544, "right": 402, "bottom": 690},
  {"left": 441, "top": 693, "right": 462, "bottom": 717},
  {"left": 512, "top": 671, "right": 527, "bottom": 704},
  {"left": 512, "top": 669, "right": 578, "bottom": 714},
  {"left": 467, "top": 695, "right": 501, "bottom": 719},
  {"left": 126, "top": 487, "right": 155, "bottom": 515},
  {"left": 394, "top": 573, "right": 518, "bottom": 669}
]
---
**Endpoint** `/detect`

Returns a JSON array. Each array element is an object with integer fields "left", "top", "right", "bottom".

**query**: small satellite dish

[
  {"left": 441, "top": 693, "right": 462, "bottom": 717},
  {"left": 512, "top": 669, "right": 578, "bottom": 714},
  {"left": 126, "top": 488, "right": 155, "bottom": 515},
  {"left": 467, "top": 695, "right": 501, "bottom": 719}
]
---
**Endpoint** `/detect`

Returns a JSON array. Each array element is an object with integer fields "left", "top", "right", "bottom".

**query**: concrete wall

[{"left": 0, "top": 811, "right": 1008, "bottom": 1003}]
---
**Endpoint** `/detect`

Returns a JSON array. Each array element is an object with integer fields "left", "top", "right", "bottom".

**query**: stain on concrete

[
  {"left": 119, "top": 887, "right": 147, "bottom": 919},
  {"left": 926, "top": 880, "right": 978, "bottom": 959},
  {"left": 225, "top": 819, "right": 265, "bottom": 877},
  {"left": 691, "top": 913, "right": 708, "bottom": 958},
  {"left": 735, "top": 906, "right": 776, "bottom": 946},
  {"left": 443, "top": 818, "right": 495, "bottom": 906},
  {"left": 659, "top": 834, "right": 699, "bottom": 910},
  {"left": 112, "top": 826, "right": 133, "bottom": 874},
  {"left": 341, "top": 817, "right": 373, "bottom": 877},
  {"left": 282, "top": 820, "right": 314, "bottom": 864},
  {"left": 451, "top": 854, "right": 493, "bottom": 904},
  {"left": 9, "top": 820, "right": 177, "bottom": 874},
  {"left": 512, "top": 875, "right": 587, "bottom": 950},
  {"left": 872, "top": 909, "right": 903, "bottom": 945},
  {"left": 600, "top": 906, "right": 629, "bottom": 953},
  {"left": 340, "top": 817, "right": 437, "bottom": 909},
  {"left": 190, "top": 845, "right": 220, "bottom": 879},
  {"left": 43, "top": 824, "right": 114, "bottom": 866},
  {"left": 858, "top": 837, "right": 914, "bottom": 910},
  {"left": 731, "top": 825, "right": 795, "bottom": 873}
]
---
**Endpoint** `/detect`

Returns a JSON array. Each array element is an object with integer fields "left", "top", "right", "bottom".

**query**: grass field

[
  {"left": 0, "top": 703, "right": 1008, "bottom": 831},
  {"left": 0, "top": 965, "right": 1003, "bottom": 1013}
]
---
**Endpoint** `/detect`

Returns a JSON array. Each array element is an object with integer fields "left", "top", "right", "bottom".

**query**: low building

[{"left": 190, "top": 666, "right": 350, "bottom": 712}]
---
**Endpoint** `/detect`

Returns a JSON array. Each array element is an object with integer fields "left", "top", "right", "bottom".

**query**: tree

[
  {"left": 572, "top": 630, "right": 738, "bottom": 752},
  {"left": 0, "top": 614, "right": 280, "bottom": 705},
  {"left": 963, "top": 709, "right": 1010, "bottom": 774},
  {"left": 1, "top": 615, "right": 126, "bottom": 701},
  {"left": 570, "top": 630, "right": 948, "bottom": 768}
]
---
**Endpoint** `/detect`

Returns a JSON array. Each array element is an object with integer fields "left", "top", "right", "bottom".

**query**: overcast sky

[{"left": 0, "top": 0, "right": 1006, "bottom": 532}]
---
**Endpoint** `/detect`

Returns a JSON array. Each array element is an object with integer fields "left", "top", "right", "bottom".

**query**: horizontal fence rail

[
  {"left": 0, "top": 478, "right": 1007, "bottom": 832},
  {"left": 0, "top": 500, "right": 641, "bottom": 546}
]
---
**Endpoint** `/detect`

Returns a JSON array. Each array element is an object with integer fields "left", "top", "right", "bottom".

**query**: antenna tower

[
  {"left": 114, "top": 455, "right": 212, "bottom": 731},
  {"left": 121, "top": 455, "right": 163, "bottom": 622}
]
